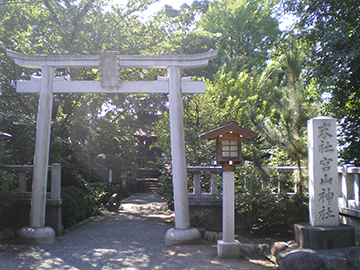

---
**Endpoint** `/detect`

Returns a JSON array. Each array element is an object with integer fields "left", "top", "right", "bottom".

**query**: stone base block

[
  {"left": 18, "top": 226, "right": 55, "bottom": 245},
  {"left": 295, "top": 223, "right": 355, "bottom": 250},
  {"left": 165, "top": 227, "right": 201, "bottom": 246},
  {"left": 217, "top": 240, "right": 240, "bottom": 258}
]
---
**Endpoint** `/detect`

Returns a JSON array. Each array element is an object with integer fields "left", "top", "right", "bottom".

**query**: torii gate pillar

[
  {"left": 7, "top": 50, "right": 217, "bottom": 245},
  {"left": 18, "top": 65, "right": 57, "bottom": 244},
  {"left": 164, "top": 66, "right": 200, "bottom": 245}
]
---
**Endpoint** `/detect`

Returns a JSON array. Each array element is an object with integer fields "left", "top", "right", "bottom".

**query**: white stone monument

[
  {"left": 308, "top": 117, "right": 339, "bottom": 226},
  {"left": 7, "top": 50, "right": 217, "bottom": 244},
  {"left": 295, "top": 116, "right": 355, "bottom": 249}
]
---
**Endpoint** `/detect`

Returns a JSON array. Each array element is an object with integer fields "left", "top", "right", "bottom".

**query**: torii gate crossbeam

[{"left": 6, "top": 50, "right": 217, "bottom": 245}]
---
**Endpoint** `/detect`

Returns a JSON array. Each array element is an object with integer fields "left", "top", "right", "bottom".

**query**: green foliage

[
  {"left": 283, "top": 0, "right": 360, "bottom": 165},
  {"left": 0, "top": 0, "right": 342, "bottom": 236},
  {"left": 0, "top": 169, "right": 19, "bottom": 209},
  {"left": 245, "top": 33, "right": 318, "bottom": 194},
  {"left": 190, "top": 209, "right": 212, "bottom": 229},
  {"left": 156, "top": 166, "right": 174, "bottom": 210},
  {"left": 198, "top": 0, "right": 279, "bottom": 70},
  {"left": 61, "top": 186, "right": 99, "bottom": 228},
  {"left": 234, "top": 164, "right": 305, "bottom": 233}
]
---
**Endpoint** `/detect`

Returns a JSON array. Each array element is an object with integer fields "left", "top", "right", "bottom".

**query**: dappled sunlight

[
  {"left": 1, "top": 246, "right": 77, "bottom": 270},
  {"left": 74, "top": 247, "right": 150, "bottom": 269},
  {"left": 120, "top": 202, "right": 172, "bottom": 216},
  {"left": 0, "top": 194, "right": 276, "bottom": 269},
  {"left": 119, "top": 193, "right": 173, "bottom": 216}
]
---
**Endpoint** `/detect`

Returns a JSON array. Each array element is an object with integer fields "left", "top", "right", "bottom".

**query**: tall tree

[
  {"left": 282, "top": 0, "right": 360, "bottom": 165},
  {"left": 198, "top": 0, "right": 279, "bottom": 71},
  {"left": 194, "top": 0, "right": 280, "bottom": 127},
  {"left": 248, "top": 33, "right": 318, "bottom": 193},
  {"left": 0, "top": 0, "right": 168, "bottom": 181}
]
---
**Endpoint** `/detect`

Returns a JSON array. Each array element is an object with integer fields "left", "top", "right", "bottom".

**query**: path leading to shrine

[{"left": 0, "top": 193, "right": 275, "bottom": 269}]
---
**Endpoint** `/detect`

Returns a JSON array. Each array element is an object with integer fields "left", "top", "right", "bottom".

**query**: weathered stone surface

[
  {"left": 239, "top": 243, "right": 268, "bottom": 257},
  {"left": 18, "top": 226, "right": 55, "bottom": 244},
  {"left": 320, "top": 255, "right": 348, "bottom": 270},
  {"left": 275, "top": 242, "right": 360, "bottom": 270},
  {"left": 307, "top": 117, "right": 339, "bottom": 227},
  {"left": 295, "top": 253, "right": 323, "bottom": 270},
  {"left": 295, "top": 223, "right": 355, "bottom": 249},
  {"left": 217, "top": 240, "right": 240, "bottom": 258},
  {"left": 286, "top": 241, "right": 300, "bottom": 252},
  {"left": 240, "top": 243, "right": 256, "bottom": 255},
  {"left": 197, "top": 228, "right": 206, "bottom": 238},
  {"left": 346, "top": 246, "right": 360, "bottom": 269},
  {"left": 2, "top": 228, "right": 15, "bottom": 239},
  {"left": 164, "top": 228, "right": 201, "bottom": 246},
  {"left": 271, "top": 241, "right": 289, "bottom": 256},
  {"left": 258, "top": 243, "right": 270, "bottom": 256},
  {"left": 215, "top": 232, "right": 223, "bottom": 241},
  {"left": 279, "top": 250, "right": 323, "bottom": 270},
  {"left": 204, "top": 231, "right": 217, "bottom": 241}
]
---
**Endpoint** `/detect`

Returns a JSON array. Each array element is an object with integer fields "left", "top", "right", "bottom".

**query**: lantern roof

[{"left": 201, "top": 121, "right": 258, "bottom": 141}]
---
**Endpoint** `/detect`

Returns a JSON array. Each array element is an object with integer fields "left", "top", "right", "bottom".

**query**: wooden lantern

[{"left": 201, "top": 121, "right": 258, "bottom": 171}]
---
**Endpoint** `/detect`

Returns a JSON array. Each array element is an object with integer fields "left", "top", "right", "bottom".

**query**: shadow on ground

[{"left": 0, "top": 193, "right": 276, "bottom": 270}]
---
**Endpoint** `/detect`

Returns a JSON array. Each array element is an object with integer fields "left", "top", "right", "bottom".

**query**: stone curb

[
  {"left": 201, "top": 230, "right": 360, "bottom": 270},
  {"left": 62, "top": 216, "right": 99, "bottom": 235}
]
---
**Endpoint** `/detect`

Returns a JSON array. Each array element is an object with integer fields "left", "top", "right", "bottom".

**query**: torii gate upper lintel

[
  {"left": 6, "top": 49, "right": 217, "bottom": 69},
  {"left": 6, "top": 49, "right": 217, "bottom": 245}
]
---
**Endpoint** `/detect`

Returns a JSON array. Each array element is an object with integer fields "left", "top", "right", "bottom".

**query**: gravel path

[{"left": 0, "top": 193, "right": 276, "bottom": 270}]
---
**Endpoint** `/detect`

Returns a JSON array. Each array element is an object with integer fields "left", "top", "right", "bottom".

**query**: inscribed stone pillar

[{"left": 308, "top": 117, "right": 339, "bottom": 227}]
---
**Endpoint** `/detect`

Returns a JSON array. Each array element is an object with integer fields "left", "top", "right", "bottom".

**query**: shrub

[
  {"left": 234, "top": 164, "right": 288, "bottom": 234},
  {"left": 61, "top": 186, "right": 98, "bottom": 228},
  {"left": 156, "top": 166, "right": 174, "bottom": 210},
  {"left": 190, "top": 209, "right": 212, "bottom": 229}
]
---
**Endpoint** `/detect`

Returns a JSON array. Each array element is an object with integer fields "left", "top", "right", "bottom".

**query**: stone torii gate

[{"left": 7, "top": 49, "right": 217, "bottom": 245}]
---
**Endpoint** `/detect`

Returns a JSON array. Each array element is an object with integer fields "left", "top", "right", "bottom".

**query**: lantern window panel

[{"left": 221, "top": 140, "right": 239, "bottom": 158}]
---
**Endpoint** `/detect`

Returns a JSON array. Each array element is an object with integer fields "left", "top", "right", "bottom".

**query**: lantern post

[{"left": 202, "top": 121, "right": 258, "bottom": 258}]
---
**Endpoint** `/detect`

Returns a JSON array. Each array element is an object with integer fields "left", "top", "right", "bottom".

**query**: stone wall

[
  {"left": 189, "top": 199, "right": 251, "bottom": 231},
  {"left": 0, "top": 197, "right": 62, "bottom": 236},
  {"left": 340, "top": 212, "right": 360, "bottom": 242}
]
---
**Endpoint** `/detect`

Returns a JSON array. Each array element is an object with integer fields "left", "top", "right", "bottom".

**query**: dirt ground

[
  {"left": 235, "top": 227, "right": 295, "bottom": 245},
  {"left": 0, "top": 194, "right": 281, "bottom": 270}
]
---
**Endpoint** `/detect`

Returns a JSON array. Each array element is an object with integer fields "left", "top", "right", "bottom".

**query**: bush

[
  {"left": 156, "top": 166, "right": 174, "bottom": 210},
  {"left": 190, "top": 209, "right": 212, "bottom": 229},
  {"left": 234, "top": 164, "right": 309, "bottom": 234},
  {"left": 155, "top": 161, "right": 307, "bottom": 234},
  {"left": 61, "top": 186, "right": 98, "bottom": 228},
  {"left": 235, "top": 165, "right": 288, "bottom": 234}
]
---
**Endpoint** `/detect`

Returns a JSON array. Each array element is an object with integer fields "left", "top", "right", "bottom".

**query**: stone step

[
  {"left": 136, "top": 170, "right": 161, "bottom": 179},
  {"left": 137, "top": 178, "right": 159, "bottom": 193}
]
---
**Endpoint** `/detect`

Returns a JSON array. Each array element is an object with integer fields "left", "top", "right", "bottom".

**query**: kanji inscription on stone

[
  {"left": 99, "top": 51, "right": 119, "bottom": 87},
  {"left": 308, "top": 117, "right": 339, "bottom": 226}
]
